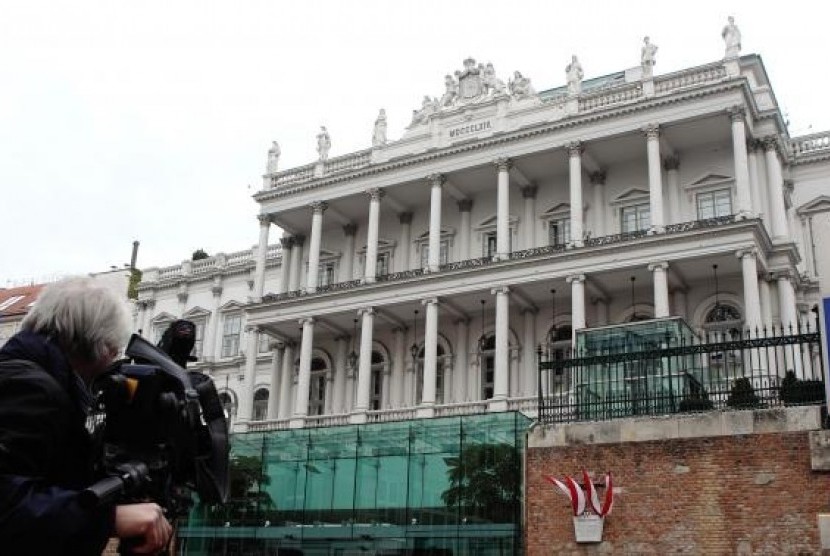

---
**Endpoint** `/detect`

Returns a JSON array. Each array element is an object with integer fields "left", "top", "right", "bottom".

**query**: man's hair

[{"left": 22, "top": 276, "right": 131, "bottom": 361}]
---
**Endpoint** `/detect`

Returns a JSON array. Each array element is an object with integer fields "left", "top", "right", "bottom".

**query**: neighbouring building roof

[{"left": 0, "top": 284, "right": 45, "bottom": 319}]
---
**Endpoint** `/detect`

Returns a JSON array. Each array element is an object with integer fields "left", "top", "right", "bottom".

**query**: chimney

[{"left": 130, "top": 241, "right": 140, "bottom": 270}]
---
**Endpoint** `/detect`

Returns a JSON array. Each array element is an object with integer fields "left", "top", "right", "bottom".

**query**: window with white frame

[
  {"left": 420, "top": 240, "right": 450, "bottom": 268},
  {"left": 221, "top": 314, "right": 242, "bottom": 358},
  {"left": 308, "top": 356, "right": 329, "bottom": 415},
  {"left": 697, "top": 189, "right": 732, "bottom": 220},
  {"left": 317, "top": 261, "right": 336, "bottom": 287},
  {"left": 190, "top": 318, "right": 206, "bottom": 359},
  {"left": 252, "top": 388, "right": 269, "bottom": 421},
  {"left": 376, "top": 252, "right": 390, "bottom": 277},
  {"left": 548, "top": 218, "right": 571, "bottom": 246},
  {"left": 258, "top": 332, "right": 272, "bottom": 354},
  {"left": 621, "top": 204, "right": 650, "bottom": 233}
]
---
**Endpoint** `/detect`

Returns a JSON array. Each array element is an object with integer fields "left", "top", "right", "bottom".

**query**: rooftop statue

[
  {"left": 566, "top": 55, "right": 584, "bottom": 96},
  {"left": 508, "top": 71, "right": 536, "bottom": 100},
  {"left": 441, "top": 74, "right": 459, "bottom": 107},
  {"left": 641, "top": 36, "right": 658, "bottom": 79},
  {"left": 410, "top": 95, "right": 439, "bottom": 127},
  {"left": 266, "top": 140, "right": 280, "bottom": 174},
  {"left": 372, "top": 109, "right": 387, "bottom": 147},
  {"left": 482, "top": 63, "right": 507, "bottom": 96},
  {"left": 722, "top": 16, "right": 741, "bottom": 59},
  {"left": 317, "top": 126, "right": 331, "bottom": 162}
]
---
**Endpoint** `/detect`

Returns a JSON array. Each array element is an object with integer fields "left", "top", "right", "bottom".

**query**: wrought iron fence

[{"left": 537, "top": 318, "right": 826, "bottom": 424}]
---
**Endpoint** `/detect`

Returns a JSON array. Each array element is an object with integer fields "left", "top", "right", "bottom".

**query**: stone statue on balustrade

[
  {"left": 566, "top": 55, "right": 584, "bottom": 96},
  {"left": 482, "top": 62, "right": 507, "bottom": 96},
  {"left": 641, "top": 36, "right": 658, "bottom": 79},
  {"left": 372, "top": 109, "right": 387, "bottom": 148},
  {"left": 508, "top": 71, "right": 536, "bottom": 100},
  {"left": 409, "top": 95, "right": 439, "bottom": 127},
  {"left": 722, "top": 16, "right": 741, "bottom": 58},
  {"left": 266, "top": 140, "right": 280, "bottom": 173},
  {"left": 440, "top": 74, "right": 459, "bottom": 107},
  {"left": 316, "top": 126, "right": 331, "bottom": 162}
]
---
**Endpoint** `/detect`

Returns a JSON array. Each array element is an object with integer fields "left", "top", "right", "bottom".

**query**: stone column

[
  {"left": 277, "top": 237, "right": 293, "bottom": 294},
  {"left": 521, "top": 308, "right": 537, "bottom": 397},
  {"left": 491, "top": 287, "right": 510, "bottom": 410},
  {"left": 453, "top": 318, "right": 469, "bottom": 403},
  {"left": 671, "top": 288, "right": 688, "bottom": 321},
  {"left": 364, "top": 188, "right": 383, "bottom": 282},
  {"left": 306, "top": 201, "right": 327, "bottom": 293},
  {"left": 428, "top": 175, "right": 445, "bottom": 271},
  {"left": 352, "top": 307, "right": 375, "bottom": 420},
  {"left": 522, "top": 186, "right": 537, "bottom": 249},
  {"left": 729, "top": 108, "right": 753, "bottom": 217},
  {"left": 278, "top": 342, "right": 295, "bottom": 419},
  {"left": 418, "top": 298, "right": 440, "bottom": 417},
  {"left": 568, "top": 143, "right": 584, "bottom": 246},
  {"left": 391, "top": 327, "right": 406, "bottom": 407},
  {"left": 737, "top": 249, "right": 763, "bottom": 332},
  {"left": 206, "top": 282, "right": 221, "bottom": 360},
  {"left": 458, "top": 200, "right": 473, "bottom": 260},
  {"left": 332, "top": 335, "right": 348, "bottom": 414},
  {"left": 747, "top": 140, "right": 769, "bottom": 223},
  {"left": 288, "top": 236, "right": 304, "bottom": 292},
  {"left": 567, "top": 274, "right": 586, "bottom": 334},
  {"left": 589, "top": 171, "right": 606, "bottom": 237},
  {"left": 238, "top": 326, "right": 260, "bottom": 422},
  {"left": 648, "top": 261, "right": 670, "bottom": 318},
  {"left": 776, "top": 272, "right": 802, "bottom": 377},
  {"left": 397, "top": 213, "right": 412, "bottom": 272},
  {"left": 663, "top": 157, "right": 681, "bottom": 224},
  {"left": 253, "top": 214, "right": 271, "bottom": 300},
  {"left": 291, "top": 317, "right": 315, "bottom": 427},
  {"left": 644, "top": 125, "right": 665, "bottom": 231},
  {"left": 758, "top": 275, "right": 773, "bottom": 330},
  {"left": 763, "top": 138, "right": 790, "bottom": 240},
  {"left": 341, "top": 224, "right": 357, "bottom": 281},
  {"left": 266, "top": 342, "right": 284, "bottom": 420},
  {"left": 495, "top": 158, "right": 512, "bottom": 259}
]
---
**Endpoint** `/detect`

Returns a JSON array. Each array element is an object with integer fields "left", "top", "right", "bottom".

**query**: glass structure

[{"left": 180, "top": 412, "right": 529, "bottom": 555}]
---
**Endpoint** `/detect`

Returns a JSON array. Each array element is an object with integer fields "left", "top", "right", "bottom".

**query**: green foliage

[
  {"left": 127, "top": 268, "right": 142, "bottom": 300},
  {"left": 202, "top": 454, "right": 273, "bottom": 525},
  {"left": 679, "top": 392, "right": 714, "bottom": 412},
  {"left": 726, "top": 377, "right": 761, "bottom": 409},
  {"left": 779, "top": 371, "right": 825, "bottom": 405},
  {"left": 192, "top": 249, "right": 209, "bottom": 261},
  {"left": 441, "top": 442, "right": 520, "bottom": 523}
]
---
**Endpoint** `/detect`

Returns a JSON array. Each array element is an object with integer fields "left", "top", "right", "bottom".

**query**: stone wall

[{"left": 525, "top": 408, "right": 830, "bottom": 555}]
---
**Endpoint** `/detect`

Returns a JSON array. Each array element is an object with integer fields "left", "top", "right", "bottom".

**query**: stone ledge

[
  {"left": 810, "top": 430, "right": 830, "bottom": 471},
  {"left": 528, "top": 406, "right": 822, "bottom": 448}
]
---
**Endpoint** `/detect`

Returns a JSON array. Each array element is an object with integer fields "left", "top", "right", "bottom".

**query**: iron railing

[{"left": 537, "top": 318, "right": 825, "bottom": 424}]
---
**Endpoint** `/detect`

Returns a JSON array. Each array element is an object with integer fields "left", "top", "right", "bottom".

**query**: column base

[
  {"left": 289, "top": 416, "right": 306, "bottom": 429},
  {"left": 349, "top": 411, "right": 368, "bottom": 424},
  {"left": 416, "top": 405, "right": 436, "bottom": 419},
  {"left": 488, "top": 398, "right": 509, "bottom": 412}
]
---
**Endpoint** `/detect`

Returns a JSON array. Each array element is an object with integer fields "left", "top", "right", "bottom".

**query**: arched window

[
  {"left": 252, "top": 388, "right": 269, "bottom": 421},
  {"left": 415, "top": 344, "right": 446, "bottom": 404},
  {"left": 704, "top": 304, "right": 743, "bottom": 337},
  {"left": 308, "top": 356, "right": 329, "bottom": 416},
  {"left": 370, "top": 350, "right": 385, "bottom": 410}
]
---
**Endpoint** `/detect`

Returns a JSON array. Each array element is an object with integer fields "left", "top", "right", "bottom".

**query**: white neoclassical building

[{"left": 136, "top": 26, "right": 830, "bottom": 433}]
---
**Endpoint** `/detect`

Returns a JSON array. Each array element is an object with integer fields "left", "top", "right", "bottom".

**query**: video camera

[{"left": 82, "top": 320, "right": 230, "bottom": 521}]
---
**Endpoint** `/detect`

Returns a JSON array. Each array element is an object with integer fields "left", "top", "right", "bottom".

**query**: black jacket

[{"left": 0, "top": 330, "right": 114, "bottom": 556}]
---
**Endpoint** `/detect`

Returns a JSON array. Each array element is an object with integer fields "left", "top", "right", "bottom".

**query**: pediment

[
  {"left": 474, "top": 215, "right": 517, "bottom": 230},
  {"left": 415, "top": 227, "right": 456, "bottom": 240},
  {"left": 684, "top": 172, "right": 733, "bottom": 190},
  {"left": 358, "top": 238, "right": 397, "bottom": 253},
  {"left": 218, "top": 300, "right": 244, "bottom": 312},
  {"left": 183, "top": 306, "right": 211, "bottom": 318},
  {"left": 540, "top": 203, "right": 570, "bottom": 217},
  {"left": 611, "top": 188, "right": 649, "bottom": 205},
  {"left": 150, "top": 311, "right": 176, "bottom": 324},
  {"left": 797, "top": 195, "right": 830, "bottom": 215}
]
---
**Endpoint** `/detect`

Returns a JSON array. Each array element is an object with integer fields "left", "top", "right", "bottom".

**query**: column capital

[
  {"left": 770, "top": 269, "right": 794, "bottom": 282},
  {"left": 421, "top": 297, "right": 440, "bottom": 306},
  {"left": 727, "top": 105, "right": 747, "bottom": 122},
  {"left": 588, "top": 171, "right": 607, "bottom": 185},
  {"left": 299, "top": 317, "right": 315, "bottom": 326},
  {"left": 343, "top": 223, "right": 357, "bottom": 236},
  {"left": 280, "top": 236, "right": 295, "bottom": 248},
  {"left": 493, "top": 157, "right": 512, "bottom": 172},
  {"left": 357, "top": 307, "right": 376, "bottom": 317},
  {"left": 736, "top": 247, "right": 758, "bottom": 260},
  {"left": 428, "top": 173, "right": 446, "bottom": 187},
  {"left": 270, "top": 339, "right": 285, "bottom": 351},
  {"left": 647, "top": 261, "right": 669, "bottom": 272},
  {"left": 310, "top": 201, "right": 328, "bottom": 214},
  {"left": 490, "top": 286, "right": 510, "bottom": 295},
  {"left": 257, "top": 213, "right": 273, "bottom": 226},
  {"left": 662, "top": 155, "right": 680, "bottom": 172},
  {"left": 761, "top": 135, "right": 780, "bottom": 153},
  {"left": 567, "top": 141, "right": 583, "bottom": 157},
  {"left": 398, "top": 211, "right": 413, "bottom": 224},
  {"left": 521, "top": 185, "right": 538, "bottom": 199},
  {"left": 566, "top": 273, "right": 586, "bottom": 284},
  {"left": 367, "top": 188, "right": 385, "bottom": 201},
  {"left": 747, "top": 138, "right": 765, "bottom": 152},
  {"left": 245, "top": 324, "right": 260, "bottom": 334},
  {"left": 643, "top": 124, "right": 660, "bottom": 139},
  {"left": 457, "top": 199, "right": 473, "bottom": 212}
]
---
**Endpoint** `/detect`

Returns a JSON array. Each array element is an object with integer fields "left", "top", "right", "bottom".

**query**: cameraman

[{"left": 0, "top": 277, "right": 172, "bottom": 555}]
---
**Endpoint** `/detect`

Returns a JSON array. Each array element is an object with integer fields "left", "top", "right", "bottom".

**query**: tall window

[
  {"left": 221, "top": 314, "right": 242, "bottom": 358},
  {"left": 258, "top": 332, "right": 271, "bottom": 354},
  {"left": 483, "top": 231, "right": 513, "bottom": 257},
  {"left": 317, "top": 262, "right": 336, "bottom": 287},
  {"left": 479, "top": 335, "right": 496, "bottom": 400},
  {"left": 252, "top": 388, "right": 269, "bottom": 421},
  {"left": 697, "top": 189, "right": 732, "bottom": 219},
  {"left": 548, "top": 219, "right": 571, "bottom": 246},
  {"left": 219, "top": 392, "right": 236, "bottom": 422},
  {"left": 376, "top": 253, "right": 390, "bottom": 277},
  {"left": 621, "top": 204, "right": 650, "bottom": 233},
  {"left": 190, "top": 319, "right": 206, "bottom": 359},
  {"left": 370, "top": 350, "right": 385, "bottom": 410},
  {"left": 420, "top": 240, "right": 449, "bottom": 268},
  {"left": 308, "top": 356, "right": 328, "bottom": 415}
]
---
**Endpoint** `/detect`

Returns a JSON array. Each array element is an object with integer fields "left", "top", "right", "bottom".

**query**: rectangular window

[
  {"left": 697, "top": 189, "right": 732, "bottom": 220},
  {"left": 258, "top": 332, "right": 271, "bottom": 353},
  {"left": 420, "top": 241, "right": 449, "bottom": 268},
  {"left": 221, "top": 314, "right": 242, "bottom": 358},
  {"left": 376, "top": 253, "right": 390, "bottom": 277},
  {"left": 621, "top": 204, "right": 650, "bottom": 233},
  {"left": 190, "top": 319, "right": 205, "bottom": 359},
  {"left": 548, "top": 219, "right": 571, "bottom": 246},
  {"left": 483, "top": 231, "right": 513, "bottom": 257},
  {"left": 317, "top": 262, "right": 335, "bottom": 287}
]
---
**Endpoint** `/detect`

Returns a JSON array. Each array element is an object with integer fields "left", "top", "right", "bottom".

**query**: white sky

[{"left": 1, "top": 1, "right": 827, "bottom": 286}]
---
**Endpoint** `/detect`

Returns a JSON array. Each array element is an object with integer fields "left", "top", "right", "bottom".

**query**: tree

[
  {"left": 127, "top": 268, "right": 142, "bottom": 300},
  {"left": 191, "top": 249, "right": 209, "bottom": 261},
  {"left": 202, "top": 453, "right": 273, "bottom": 525},
  {"left": 441, "top": 442, "right": 520, "bottom": 523}
]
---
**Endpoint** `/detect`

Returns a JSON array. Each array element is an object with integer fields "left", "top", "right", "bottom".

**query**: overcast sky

[{"left": 1, "top": 1, "right": 827, "bottom": 287}]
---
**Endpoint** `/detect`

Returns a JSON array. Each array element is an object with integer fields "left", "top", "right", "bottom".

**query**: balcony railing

[
  {"left": 790, "top": 132, "right": 830, "bottom": 158},
  {"left": 537, "top": 320, "right": 825, "bottom": 424}
]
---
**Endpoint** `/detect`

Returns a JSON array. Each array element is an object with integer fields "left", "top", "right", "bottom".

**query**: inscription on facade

[{"left": 448, "top": 120, "right": 492, "bottom": 139}]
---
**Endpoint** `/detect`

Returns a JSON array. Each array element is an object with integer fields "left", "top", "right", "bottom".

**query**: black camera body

[{"left": 84, "top": 321, "right": 229, "bottom": 519}]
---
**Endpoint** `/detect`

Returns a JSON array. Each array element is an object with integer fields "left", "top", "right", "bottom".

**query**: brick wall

[{"left": 526, "top": 429, "right": 830, "bottom": 555}]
